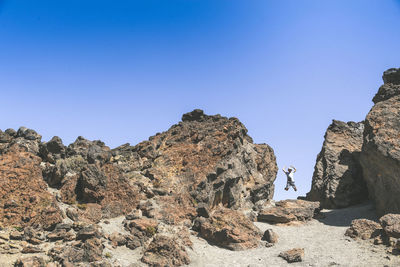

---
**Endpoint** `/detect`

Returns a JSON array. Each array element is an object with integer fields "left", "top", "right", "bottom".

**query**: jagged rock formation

[
  {"left": 306, "top": 120, "right": 367, "bottom": 208},
  {"left": 307, "top": 67, "right": 400, "bottom": 215},
  {"left": 0, "top": 109, "right": 278, "bottom": 266},
  {"left": 360, "top": 68, "right": 400, "bottom": 215}
]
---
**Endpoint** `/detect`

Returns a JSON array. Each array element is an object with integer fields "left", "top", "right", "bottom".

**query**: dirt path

[{"left": 187, "top": 203, "right": 400, "bottom": 267}]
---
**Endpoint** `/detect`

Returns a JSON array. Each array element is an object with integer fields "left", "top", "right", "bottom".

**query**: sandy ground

[{"left": 187, "top": 202, "right": 400, "bottom": 267}]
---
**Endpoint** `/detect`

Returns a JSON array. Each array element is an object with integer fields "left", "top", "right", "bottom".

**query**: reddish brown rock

[
  {"left": 196, "top": 207, "right": 262, "bottom": 250},
  {"left": 345, "top": 219, "right": 383, "bottom": 240},
  {"left": 141, "top": 234, "right": 190, "bottom": 267},
  {"left": 279, "top": 248, "right": 305, "bottom": 263},
  {"left": 112, "top": 109, "right": 277, "bottom": 217},
  {"left": 258, "top": 200, "right": 320, "bottom": 224},
  {"left": 380, "top": 214, "right": 400, "bottom": 238},
  {"left": 0, "top": 145, "right": 63, "bottom": 230}
]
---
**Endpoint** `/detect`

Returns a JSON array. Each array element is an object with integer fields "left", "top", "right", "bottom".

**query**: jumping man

[{"left": 282, "top": 165, "right": 297, "bottom": 191}]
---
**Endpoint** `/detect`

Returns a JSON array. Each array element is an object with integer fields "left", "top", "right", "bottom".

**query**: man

[{"left": 282, "top": 165, "right": 297, "bottom": 191}]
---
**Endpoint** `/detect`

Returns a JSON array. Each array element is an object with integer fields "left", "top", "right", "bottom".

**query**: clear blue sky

[{"left": 1, "top": 0, "right": 400, "bottom": 200}]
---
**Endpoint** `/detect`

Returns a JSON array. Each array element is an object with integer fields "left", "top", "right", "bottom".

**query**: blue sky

[{"left": 1, "top": 0, "right": 400, "bottom": 200}]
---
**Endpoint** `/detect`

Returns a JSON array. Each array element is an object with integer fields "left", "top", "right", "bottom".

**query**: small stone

[
  {"left": 279, "top": 248, "right": 305, "bottom": 263},
  {"left": 262, "top": 229, "right": 278, "bottom": 244},
  {"left": 21, "top": 245, "right": 42, "bottom": 254}
]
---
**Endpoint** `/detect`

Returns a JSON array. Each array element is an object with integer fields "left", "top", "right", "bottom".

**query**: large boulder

[
  {"left": 360, "top": 67, "right": 400, "bottom": 215},
  {"left": 306, "top": 120, "right": 367, "bottom": 208},
  {"left": 195, "top": 207, "right": 262, "bottom": 250},
  {"left": 257, "top": 200, "right": 320, "bottom": 224}
]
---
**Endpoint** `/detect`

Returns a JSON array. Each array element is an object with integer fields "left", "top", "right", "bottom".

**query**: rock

[
  {"left": 382, "top": 68, "right": 400, "bottom": 85},
  {"left": 196, "top": 207, "right": 262, "bottom": 250},
  {"left": 360, "top": 69, "right": 400, "bottom": 215},
  {"left": 279, "top": 248, "right": 305, "bottom": 263},
  {"left": 17, "top": 127, "right": 41, "bottom": 141},
  {"left": 262, "top": 229, "right": 278, "bottom": 244},
  {"left": 0, "top": 145, "right": 63, "bottom": 230},
  {"left": 112, "top": 109, "right": 277, "bottom": 219},
  {"left": 109, "top": 232, "right": 127, "bottom": 247},
  {"left": 306, "top": 120, "right": 367, "bottom": 208},
  {"left": 258, "top": 200, "right": 320, "bottom": 224},
  {"left": 124, "top": 217, "right": 158, "bottom": 247},
  {"left": 21, "top": 245, "right": 42, "bottom": 253},
  {"left": 10, "top": 230, "right": 23, "bottom": 240},
  {"left": 345, "top": 219, "right": 383, "bottom": 240},
  {"left": 125, "top": 209, "right": 142, "bottom": 220},
  {"left": 141, "top": 234, "right": 190, "bottom": 267},
  {"left": 380, "top": 214, "right": 400, "bottom": 238},
  {"left": 77, "top": 165, "right": 108, "bottom": 203},
  {"left": 39, "top": 136, "right": 66, "bottom": 163},
  {"left": 196, "top": 203, "right": 210, "bottom": 218},
  {"left": 67, "top": 137, "right": 111, "bottom": 165},
  {"left": 48, "top": 237, "right": 103, "bottom": 264},
  {"left": 76, "top": 224, "right": 101, "bottom": 241},
  {"left": 47, "top": 229, "right": 75, "bottom": 242},
  {"left": 14, "top": 256, "right": 46, "bottom": 267}
]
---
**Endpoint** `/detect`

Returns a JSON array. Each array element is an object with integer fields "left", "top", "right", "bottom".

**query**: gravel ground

[
  {"left": 187, "top": 202, "right": 400, "bottom": 267},
  {"left": 4, "top": 202, "right": 399, "bottom": 266}
]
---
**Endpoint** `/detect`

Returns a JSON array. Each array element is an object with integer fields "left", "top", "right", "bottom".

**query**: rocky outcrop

[
  {"left": 257, "top": 200, "right": 320, "bottom": 224},
  {"left": 306, "top": 120, "right": 367, "bottom": 208},
  {"left": 360, "top": 68, "right": 400, "bottom": 215},
  {"left": 0, "top": 109, "right": 278, "bottom": 265},
  {"left": 112, "top": 109, "right": 277, "bottom": 215}
]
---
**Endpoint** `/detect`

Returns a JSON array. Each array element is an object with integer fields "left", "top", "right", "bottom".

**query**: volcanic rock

[
  {"left": 262, "top": 229, "right": 278, "bottom": 244},
  {"left": 141, "top": 234, "right": 190, "bottom": 267},
  {"left": 112, "top": 109, "right": 277, "bottom": 217},
  {"left": 258, "top": 200, "right": 320, "bottom": 224},
  {"left": 0, "top": 145, "right": 63, "bottom": 230},
  {"left": 380, "top": 214, "right": 400, "bottom": 238},
  {"left": 306, "top": 120, "right": 367, "bottom": 208},
  {"left": 279, "top": 248, "right": 305, "bottom": 263},
  {"left": 196, "top": 207, "right": 262, "bottom": 250},
  {"left": 345, "top": 219, "right": 383, "bottom": 240},
  {"left": 360, "top": 68, "right": 400, "bottom": 215}
]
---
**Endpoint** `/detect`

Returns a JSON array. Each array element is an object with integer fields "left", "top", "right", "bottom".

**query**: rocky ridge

[{"left": 0, "top": 109, "right": 281, "bottom": 266}]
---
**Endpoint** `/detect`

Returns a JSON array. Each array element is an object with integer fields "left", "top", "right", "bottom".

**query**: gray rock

[
  {"left": 306, "top": 120, "right": 367, "bottom": 208},
  {"left": 382, "top": 68, "right": 400, "bottom": 85},
  {"left": 262, "top": 229, "right": 278, "bottom": 244}
]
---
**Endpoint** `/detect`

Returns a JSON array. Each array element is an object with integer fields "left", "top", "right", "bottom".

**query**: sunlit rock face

[{"left": 360, "top": 68, "right": 400, "bottom": 216}]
